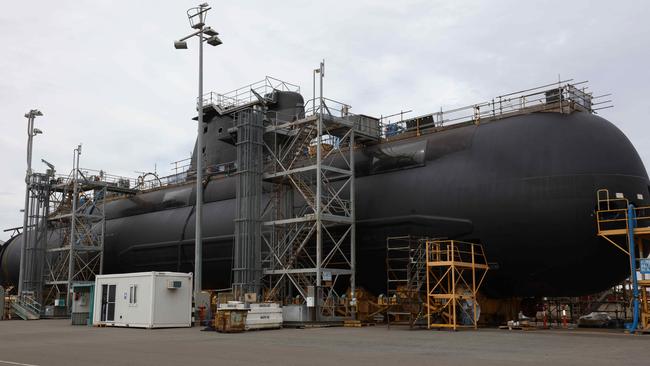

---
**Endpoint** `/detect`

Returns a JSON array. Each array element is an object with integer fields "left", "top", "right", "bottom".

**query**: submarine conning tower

[{"left": 190, "top": 86, "right": 306, "bottom": 172}]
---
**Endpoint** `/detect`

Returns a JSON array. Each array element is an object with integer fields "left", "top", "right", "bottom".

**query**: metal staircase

[
  {"left": 283, "top": 124, "right": 317, "bottom": 169},
  {"left": 408, "top": 242, "right": 427, "bottom": 295},
  {"left": 12, "top": 295, "right": 41, "bottom": 320}
]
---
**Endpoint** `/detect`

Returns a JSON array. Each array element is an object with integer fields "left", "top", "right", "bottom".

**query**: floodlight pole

[
  {"left": 175, "top": 3, "right": 222, "bottom": 321},
  {"left": 18, "top": 109, "right": 42, "bottom": 297},
  {"left": 194, "top": 6, "right": 205, "bottom": 310}
]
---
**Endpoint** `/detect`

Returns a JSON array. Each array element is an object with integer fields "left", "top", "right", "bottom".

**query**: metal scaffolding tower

[
  {"left": 204, "top": 73, "right": 379, "bottom": 320},
  {"left": 425, "top": 239, "right": 489, "bottom": 330},
  {"left": 386, "top": 236, "right": 427, "bottom": 327},
  {"left": 259, "top": 64, "right": 379, "bottom": 320},
  {"left": 43, "top": 146, "right": 137, "bottom": 313}
]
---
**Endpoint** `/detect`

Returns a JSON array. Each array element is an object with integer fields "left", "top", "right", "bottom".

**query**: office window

[{"left": 129, "top": 285, "right": 137, "bottom": 305}]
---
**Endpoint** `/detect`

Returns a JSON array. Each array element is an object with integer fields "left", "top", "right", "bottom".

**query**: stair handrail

[{"left": 19, "top": 293, "right": 42, "bottom": 316}]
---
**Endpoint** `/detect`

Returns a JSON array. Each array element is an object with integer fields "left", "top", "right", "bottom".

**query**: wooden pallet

[{"left": 344, "top": 320, "right": 362, "bottom": 327}]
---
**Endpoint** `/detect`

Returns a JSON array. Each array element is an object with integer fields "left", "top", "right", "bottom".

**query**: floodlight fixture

[
  {"left": 206, "top": 35, "right": 222, "bottom": 47},
  {"left": 203, "top": 27, "right": 218, "bottom": 36},
  {"left": 24, "top": 109, "right": 43, "bottom": 118},
  {"left": 174, "top": 40, "right": 188, "bottom": 49},
  {"left": 191, "top": 19, "right": 205, "bottom": 30},
  {"left": 32, "top": 128, "right": 42, "bottom": 135}
]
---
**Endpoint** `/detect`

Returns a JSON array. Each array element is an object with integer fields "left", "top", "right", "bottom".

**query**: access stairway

[{"left": 11, "top": 296, "right": 41, "bottom": 320}]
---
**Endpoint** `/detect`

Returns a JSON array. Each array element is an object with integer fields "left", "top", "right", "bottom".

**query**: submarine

[{"left": 1, "top": 82, "right": 648, "bottom": 299}]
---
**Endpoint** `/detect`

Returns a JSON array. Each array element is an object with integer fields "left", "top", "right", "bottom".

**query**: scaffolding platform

[
  {"left": 595, "top": 189, "right": 650, "bottom": 333},
  {"left": 17, "top": 149, "right": 141, "bottom": 317},
  {"left": 425, "top": 240, "right": 489, "bottom": 330}
]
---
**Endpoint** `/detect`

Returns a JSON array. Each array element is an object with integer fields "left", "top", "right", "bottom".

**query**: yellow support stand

[
  {"left": 425, "top": 240, "right": 489, "bottom": 330},
  {"left": 640, "top": 280, "right": 650, "bottom": 331}
]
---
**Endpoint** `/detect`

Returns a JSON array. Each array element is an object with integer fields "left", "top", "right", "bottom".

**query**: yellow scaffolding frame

[
  {"left": 595, "top": 189, "right": 650, "bottom": 332},
  {"left": 425, "top": 240, "right": 489, "bottom": 330}
]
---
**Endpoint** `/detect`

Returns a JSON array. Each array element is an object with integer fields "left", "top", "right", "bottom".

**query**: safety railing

[
  {"left": 303, "top": 97, "right": 383, "bottom": 139},
  {"left": 171, "top": 157, "right": 192, "bottom": 176},
  {"left": 47, "top": 158, "right": 237, "bottom": 196},
  {"left": 203, "top": 76, "right": 300, "bottom": 111},
  {"left": 206, "top": 77, "right": 610, "bottom": 146},
  {"left": 138, "top": 160, "right": 236, "bottom": 191},
  {"left": 595, "top": 196, "right": 650, "bottom": 234},
  {"left": 425, "top": 240, "right": 489, "bottom": 266},
  {"left": 380, "top": 80, "right": 611, "bottom": 140},
  {"left": 19, "top": 293, "right": 42, "bottom": 316},
  {"left": 51, "top": 168, "right": 134, "bottom": 190}
]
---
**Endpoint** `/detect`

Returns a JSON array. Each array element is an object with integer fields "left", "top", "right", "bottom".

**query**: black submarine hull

[{"left": 1, "top": 110, "right": 647, "bottom": 297}]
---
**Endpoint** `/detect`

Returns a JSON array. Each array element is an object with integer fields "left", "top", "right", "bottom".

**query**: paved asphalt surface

[{"left": 0, "top": 320, "right": 648, "bottom": 366}]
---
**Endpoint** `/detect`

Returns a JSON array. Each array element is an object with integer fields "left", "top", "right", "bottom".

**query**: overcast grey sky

[{"left": 1, "top": 0, "right": 649, "bottom": 241}]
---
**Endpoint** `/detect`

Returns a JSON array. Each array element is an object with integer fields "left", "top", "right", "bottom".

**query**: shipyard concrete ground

[{"left": 0, "top": 320, "right": 648, "bottom": 366}]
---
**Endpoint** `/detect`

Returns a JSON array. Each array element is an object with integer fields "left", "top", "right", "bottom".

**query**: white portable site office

[{"left": 93, "top": 272, "right": 192, "bottom": 329}]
